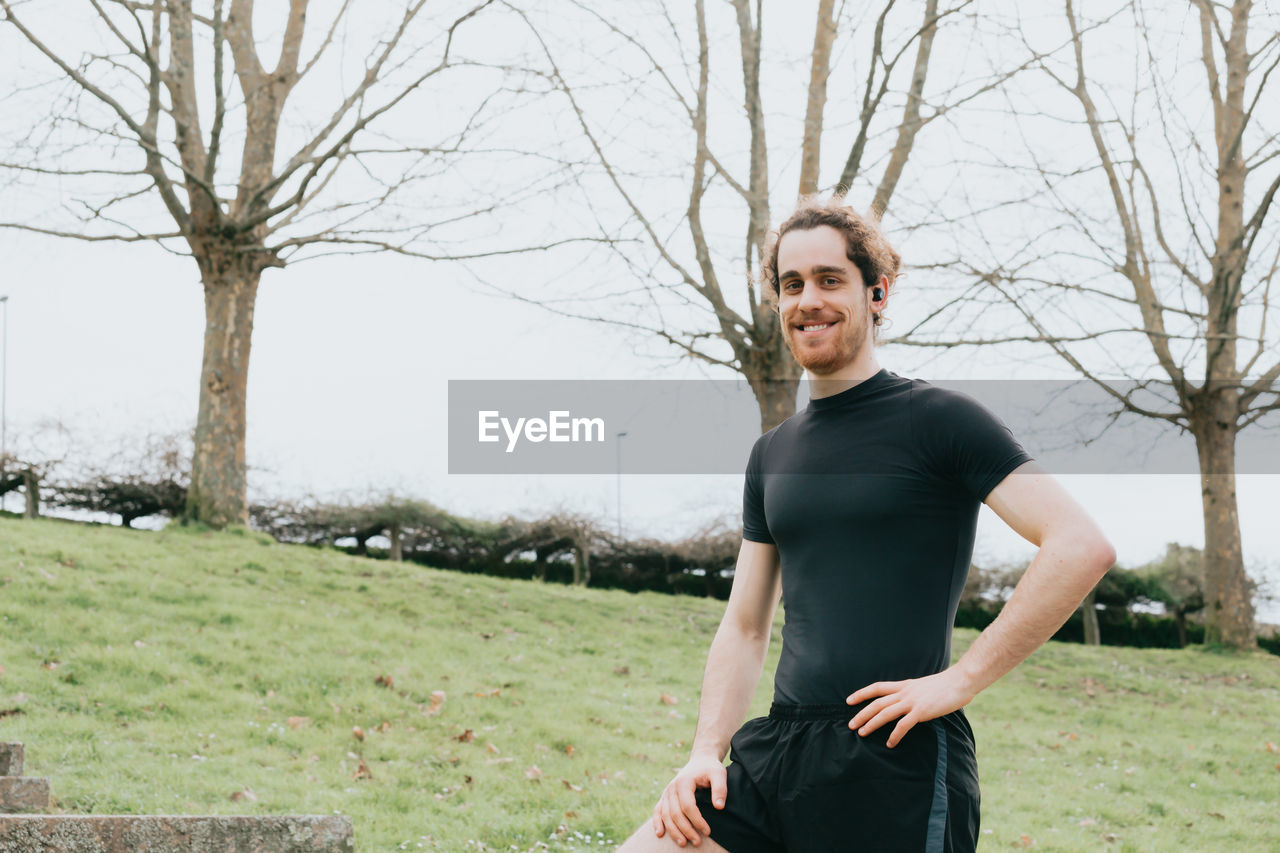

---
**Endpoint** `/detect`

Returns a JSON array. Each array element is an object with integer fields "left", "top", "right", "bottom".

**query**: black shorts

[{"left": 693, "top": 701, "right": 980, "bottom": 853}]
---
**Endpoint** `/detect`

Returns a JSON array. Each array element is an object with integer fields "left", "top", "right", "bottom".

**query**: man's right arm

[{"left": 652, "top": 538, "right": 781, "bottom": 847}]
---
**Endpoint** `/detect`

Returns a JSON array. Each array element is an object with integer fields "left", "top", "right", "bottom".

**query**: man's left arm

[{"left": 847, "top": 460, "right": 1116, "bottom": 747}]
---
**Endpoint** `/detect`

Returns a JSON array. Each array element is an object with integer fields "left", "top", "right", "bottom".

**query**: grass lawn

[{"left": 1, "top": 516, "right": 1278, "bottom": 851}]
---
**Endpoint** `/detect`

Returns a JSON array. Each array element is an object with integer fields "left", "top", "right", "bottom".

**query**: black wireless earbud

[{"left": 872, "top": 286, "right": 884, "bottom": 301}]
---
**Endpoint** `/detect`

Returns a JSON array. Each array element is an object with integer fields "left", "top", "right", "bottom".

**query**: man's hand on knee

[{"left": 651, "top": 752, "right": 727, "bottom": 848}]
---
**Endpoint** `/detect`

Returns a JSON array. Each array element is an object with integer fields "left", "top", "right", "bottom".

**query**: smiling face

[{"left": 775, "top": 225, "right": 878, "bottom": 376}]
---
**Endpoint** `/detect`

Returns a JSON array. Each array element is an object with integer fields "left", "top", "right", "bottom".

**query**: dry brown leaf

[
  {"left": 525, "top": 765, "right": 543, "bottom": 780},
  {"left": 229, "top": 788, "right": 258, "bottom": 802},
  {"left": 1016, "top": 833, "right": 1033, "bottom": 848},
  {"left": 486, "top": 743, "right": 500, "bottom": 754},
  {"left": 560, "top": 779, "right": 583, "bottom": 793},
  {"left": 286, "top": 716, "right": 310, "bottom": 730},
  {"left": 564, "top": 744, "right": 575, "bottom": 757},
  {"left": 427, "top": 690, "right": 446, "bottom": 716},
  {"left": 353, "top": 757, "right": 372, "bottom": 780},
  {"left": 375, "top": 674, "right": 394, "bottom": 689},
  {"left": 455, "top": 729, "right": 476, "bottom": 743},
  {"left": 613, "top": 666, "right": 629, "bottom": 676},
  {"left": 659, "top": 693, "right": 678, "bottom": 705},
  {"left": 377, "top": 721, "right": 392, "bottom": 734},
  {"left": 352, "top": 726, "right": 365, "bottom": 742},
  {"left": 1265, "top": 742, "right": 1276, "bottom": 753},
  {"left": 474, "top": 688, "right": 501, "bottom": 698}
]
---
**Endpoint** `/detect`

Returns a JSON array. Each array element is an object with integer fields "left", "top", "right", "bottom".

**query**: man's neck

[{"left": 807, "top": 354, "right": 883, "bottom": 400}]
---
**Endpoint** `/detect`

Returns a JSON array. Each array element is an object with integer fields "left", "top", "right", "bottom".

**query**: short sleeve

[
  {"left": 742, "top": 433, "right": 775, "bottom": 543},
  {"left": 912, "top": 384, "right": 1034, "bottom": 502}
]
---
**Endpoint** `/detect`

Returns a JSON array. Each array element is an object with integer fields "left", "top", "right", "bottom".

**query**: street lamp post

[{"left": 615, "top": 431, "right": 628, "bottom": 538}]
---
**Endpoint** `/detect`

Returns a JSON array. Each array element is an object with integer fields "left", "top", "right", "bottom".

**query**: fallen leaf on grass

[
  {"left": 659, "top": 693, "right": 678, "bottom": 705},
  {"left": 474, "top": 688, "right": 501, "bottom": 698},
  {"left": 1015, "top": 833, "right": 1033, "bottom": 848},
  {"left": 426, "top": 690, "right": 446, "bottom": 716},
  {"left": 0, "top": 708, "right": 22, "bottom": 718},
  {"left": 41, "top": 660, "right": 61, "bottom": 670},
  {"left": 353, "top": 757, "right": 372, "bottom": 780},
  {"left": 1266, "top": 742, "right": 1276, "bottom": 753},
  {"left": 564, "top": 744, "right": 575, "bottom": 757},
  {"left": 613, "top": 666, "right": 629, "bottom": 676},
  {"left": 525, "top": 765, "right": 543, "bottom": 780},
  {"left": 352, "top": 726, "right": 365, "bottom": 742},
  {"left": 486, "top": 743, "right": 500, "bottom": 754},
  {"left": 561, "top": 779, "right": 583, "bottom": 793},
  {"left": 229, "top": 788, "right": 258, "bottom": 803},
  {"left": 375, "top": 674, "right": 394, "bottom": 689},
  {"left": 454, "top": 729, "right": 476, "bottom": 743},
  {"left": 286, "top": 716, "right": 310, "bottom": 730}
]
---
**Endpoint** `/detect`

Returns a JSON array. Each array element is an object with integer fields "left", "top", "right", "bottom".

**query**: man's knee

[{"left": 616, "top": 820, "right": 731, "bottom": 852}]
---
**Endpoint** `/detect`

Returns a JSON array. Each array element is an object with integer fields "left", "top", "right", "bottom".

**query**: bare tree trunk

[
  {"left": 798, "top": 0, "right": 836, "bottom": 198},
  {"left": 186, "top": 260, "right": 261, "bottom": 527},
  {"left": 1194, "top": 411, "right": 1256, "bottom": 649},
  {"left": 22, "top": 469, "right": 39, "bottom": 519},
  {"left": 1174, "top": 609, "right": 1188, "bottom": 649},
  {"left": 389, "top": 522, "right": 403, "bottom": 562},
  {"left": 870, "top": 0, "right": 939, "bottom": 216},
  {"left": 573, "top": 535, "right": 590, "bottom": 586},
  {"left": 1080, "top": 587, "right": 1100, "bottom": 646},
  {"left": 748, "top": 373, "right": 801, "bottom": 432}
]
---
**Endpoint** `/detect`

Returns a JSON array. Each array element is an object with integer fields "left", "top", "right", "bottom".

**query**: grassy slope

[{"left": 1, "top": 517, "right": 1278, "bottom": 852}]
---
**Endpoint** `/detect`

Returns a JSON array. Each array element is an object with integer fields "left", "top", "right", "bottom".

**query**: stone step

[
  {"left": 0, "top": 745, "right": 22, "bottom": 777},
  {"left": 0, "top": 777, "right": 49, "bottom": 812},
  {"left": 0, "top": 815, "right": 353, "bottom": 852}
]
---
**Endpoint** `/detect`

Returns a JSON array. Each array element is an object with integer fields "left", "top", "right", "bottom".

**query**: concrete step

[
  {"left": 0, "top": 745, "right": 22, "bottom": 776},
  {"left": 0, "top": 777, "right": 49, "bottom": 812},
  {"left": 0, "top": 815, "right": 354, "bottom": 852}
]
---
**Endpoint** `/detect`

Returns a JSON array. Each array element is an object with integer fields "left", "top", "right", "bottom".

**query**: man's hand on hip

[
  {"left": 846, "top": 668, "right": 978, "bottom": 748},
  {"left": 652, "top": 751, "right": 726, "bottom": 847}
]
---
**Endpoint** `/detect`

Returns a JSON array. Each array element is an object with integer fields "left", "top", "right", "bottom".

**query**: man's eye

[
  {"left": 824, "top": 277, "right": 839, "bottom": 285},
  {"left": 783, "top": 281, "right": 801, "bottom": 291}
]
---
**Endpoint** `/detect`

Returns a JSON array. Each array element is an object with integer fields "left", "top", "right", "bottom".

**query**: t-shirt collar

[{"left": 805, "top": 367, "right": 892, "bottom": 412}]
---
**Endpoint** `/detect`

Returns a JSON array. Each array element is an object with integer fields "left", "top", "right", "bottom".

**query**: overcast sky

[{"left": 3, "top": 1, "right": 1278, "bottom": 621}]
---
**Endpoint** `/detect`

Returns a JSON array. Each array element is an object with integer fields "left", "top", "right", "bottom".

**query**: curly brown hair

[{"left": 761, "top": 196, "right": 902, "bottom": 335}]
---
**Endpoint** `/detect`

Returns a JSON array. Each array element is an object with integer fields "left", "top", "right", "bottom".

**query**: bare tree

[
  {"left": 896, "top": 0, "right": 1280, "bottom": 649},
  {"left": 495, "top": 0, "right": 1031, "bottom": 430},
  {"left": 0, "top": 0, "right": 568, "bottom": 527}
]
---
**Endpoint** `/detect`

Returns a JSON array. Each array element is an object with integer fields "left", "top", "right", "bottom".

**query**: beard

[{"left": 784, "top": 315, "right": 868, "bottom": 375}]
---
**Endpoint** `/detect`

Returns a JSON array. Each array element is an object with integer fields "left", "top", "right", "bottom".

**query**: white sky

[{"left": 2, "top": 1, "right": 1278, "bottom": 621}]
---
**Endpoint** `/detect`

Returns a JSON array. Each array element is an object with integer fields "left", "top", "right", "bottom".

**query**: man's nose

[{"left": 796, "top": 280, "right": 825, "bottom": 312}]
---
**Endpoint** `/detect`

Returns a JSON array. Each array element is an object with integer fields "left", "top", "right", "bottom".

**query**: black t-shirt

[{"left": 742, "top": 368, "right": 1033, "bottom": 705}]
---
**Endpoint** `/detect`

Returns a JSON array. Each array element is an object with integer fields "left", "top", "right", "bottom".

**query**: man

[{"left": 616, "top": 197, "right": 1115, "bottom": 853}]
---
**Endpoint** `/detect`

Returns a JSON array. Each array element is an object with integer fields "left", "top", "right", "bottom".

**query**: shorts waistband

[{"left": 768, "top": 702, "right": 863, "bottom": 720}]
